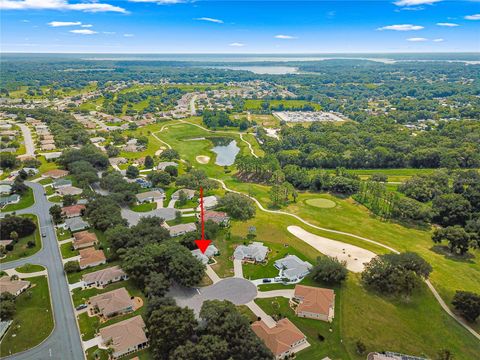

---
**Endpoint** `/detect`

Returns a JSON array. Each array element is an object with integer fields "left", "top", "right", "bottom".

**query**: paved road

[
  {"left": 0, "top": 182, "right": 84, "bottom": 360},
  {"left": 17, "top": 123, "right": 35, "bottom": 158}
]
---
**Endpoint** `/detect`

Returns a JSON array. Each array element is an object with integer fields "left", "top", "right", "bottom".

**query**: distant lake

[{"left": 211, "top": 139, "right": 240, "bottom": 166}]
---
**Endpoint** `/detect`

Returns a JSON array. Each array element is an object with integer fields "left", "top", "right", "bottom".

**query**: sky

[{"left": 1, "top": 0, "right": 479, "bottom": 53}]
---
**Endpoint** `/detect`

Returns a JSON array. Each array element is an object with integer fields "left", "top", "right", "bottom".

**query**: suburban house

[
  {"left": 43, "top": 169, "right": 69, "bottom": 179},
  {"left": 83, "top": 266, "right": 128, "bottom": 288},
  {"left": 171, "top": 188, "right": 195, "bottom": 200},
  {"left": 63, "top": 217, "right": 89, "bottom": 232},
  {"left": 61, "top": 204, "right": 86, "bottom": 218},
  {"left": 41, "top": 144, "right": 56, "bottom": 151},
  {"left": 234, "top": 242, "right": 269, "bottom": 263},
  {"left": 157, "top": 161, "right": 177, "bottom": 171},
  {"left": 251, "top": 318, "right": 308, "bottom": 360},
  {"left": 57, "top": 186, "right": 83, "bottom": 196},
  {"left": 169, "top": 223, "right": 197, "bottom": 237},
  {"left": 274, "top": 255, "right": 313, "bottom": 282},
  {"left": 197, "top": 195, "right": 218, "bottom": 210},
  {"left": 89, "top": 287, "right": 134, "bottom": 318},
  {"left": 79, "top": 247, "right": 106, "bottom": 270},
  {"left": 202, "top": 210, "right": 230, "bottom": 226},
  {"left": 53, "top": 178, "right": 72, "bottom": 189},
  {"left": 99, "top": 316, "right": 148, "bottom": 359},
  {"left": 73, "top": 231, "right": 98, "bottom": 250},
  {"left": 191, "top": 244, "right": 219, "bottom": 265},
  {"left": 135, "top": 190, "right": 165, "bottom": 203},
  {"left": 291, "top": 285, "right": 335, "bottom": 322},
  {"left": 0, "top": 276, "right": 30, "bottom": 297},
  {"left": 0, "top": 183, "right": 12, "bottom": 195}
]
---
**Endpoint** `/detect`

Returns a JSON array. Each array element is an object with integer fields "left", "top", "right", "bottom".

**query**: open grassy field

[
  {"left": 1, "top": 187, "right": 34, "bottom": 212},
  {"left": 0, "top": 276, "right": 54, "bottom": 357},
  {"left": 15, "top": 263, "right": 45, "bottom": 273},
  {"left": 1, "top": 214, "right": 41, "bottom": 262}
]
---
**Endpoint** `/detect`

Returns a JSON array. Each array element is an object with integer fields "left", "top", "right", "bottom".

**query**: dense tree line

[
  {"left": 202, "top": 110, "right": 249, "bottom": 130},
  {"left": 260, "top": 120, "right": 480, "bottom": 170}
]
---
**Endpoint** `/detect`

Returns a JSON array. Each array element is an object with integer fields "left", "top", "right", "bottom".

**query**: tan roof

[
  {"left": 73, "top": 231, "right": 98, "bottom": 247},
  {"left": 294, "top": 285, "right": 335, "bottom": 316},
  {"left": 203, "top": 210, "right": 229, "bottom": 224},
  {"left": 61, "top": 204, "right": 86, "bottom": 217},
  {"left": 79, "top": 247, "right": 106, "bottom": 268},
  {"left": 99, "top": 316, "right": 147, "bottom": 355},
  {"left": 83, "top": 266, "right": 127, "bottom": 285},
  {"left": 251, "top": 318, "right": 305, "bottom": 356},
  {"left": 89, "top": 287, "right": 133, "bottom": 316},
  {"left": 43, "top": 169, "right": 69, "bottom": 178},
  {"left": 0, "top": 276, "right": 30, "bottom": 295}
]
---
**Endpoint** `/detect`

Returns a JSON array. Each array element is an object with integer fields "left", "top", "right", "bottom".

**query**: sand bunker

[
  {"left": 155, "top": 149, "right": 164, "bottom": 156},
  {"left": 196, "top": 155, "right": 210, "bottom": 164},
  {"left": 287, "top": 225, "right": 376, "bottom": 272},
  {"left": 306, "top": 198, "right": 336, "bottom": 209}
]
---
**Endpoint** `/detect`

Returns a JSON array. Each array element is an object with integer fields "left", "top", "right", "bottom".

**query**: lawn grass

[
  {"left": 44, "top": 186, "right": 55, "bottom": 196},
  {"left": 1, "top": 214, "right": 41, "bottom": 262},
  {"left": 60, "top": 241, "right": 79, "bottom": 259},
  {"left": 15, "top": 263, "right": 45, "bottom": 273},
  {"left": 1, "top": 187, "right": 34, "bottom": 212},
  {"left": 48, "top": 195, "right": 63, "bottom": 203},
  {"left": 56, "top": 227, "right": 72, "bottom": 241},
  {"left": 38, "top": 178, "right": 53, "bottom": 185},
  {"left": 0, "top": 276, "right": 54, "bottom": 357},
  {"left": 165, "top": 216, "right": 196, "bottom": 226},
  {"left": 38, "top": 156, "right": 58, "bottom": 174},
  {"left": 130, "top": 202, "right": 157, "bottom": 212}
]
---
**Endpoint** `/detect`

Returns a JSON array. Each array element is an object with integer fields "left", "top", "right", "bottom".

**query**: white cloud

[
  {"left": 129, "top": 0, "right": 187, "bottom": 3},
  {"left": 103, "top": 31, "right": 116, "bottom": 35},
  {"left": 124, "top": 33, "right": 134, "bottom": 37},
  {"left": 433, "top": 38, "right": 444, "bottom": 42},
  {"left": 394, "top": 0, "right": 441, "bottom": 5},
  {"left": 20, "top": 19, "right": 29, "bottom": 22},
  {"left": 70, "top": 29, "right": 97, "bottom": 35},
  {"left": 377, "top": 24, "right": 424, "bottom": 31},
  {"left": 0, "top": 0, "right": 127, "bottom": 13},
  {"left": 229, "top": 42, "right": 245, "bottom": 47},
  {"left": 195, "top": 17, "right": 223, "bottom": 24},
  {"left": 407, "top": 37, "right": 428, "bottom": 41},
  {"left": 48, "top": 21, "right": 81, "bottom": 27},
  {"left": 81, "top": 24, "right": 93, "bottom": 28},
  {"left": 436, "top": 22, "right": 459, "bottom": 27},
  {"left": 396, "top": 6, "right": 425, "bottom": 11},
  {"left": 275, "top": 34, "right": 297, "bottom": 39},
  {"left": 465, "top": 14, "right": 480, "bottom": 20}
]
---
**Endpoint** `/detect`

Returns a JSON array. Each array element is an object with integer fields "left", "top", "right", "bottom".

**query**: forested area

[{"left": 259, "top": 119, "right": 480, "bottom": 169}]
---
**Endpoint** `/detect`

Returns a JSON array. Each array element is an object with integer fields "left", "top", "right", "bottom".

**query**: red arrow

[{"left": 195, "top": 187, "right": 211, "bottom": 254}]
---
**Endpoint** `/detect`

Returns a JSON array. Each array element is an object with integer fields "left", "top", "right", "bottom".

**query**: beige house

[
  {"left": 43, "top": 169, "right": 69, "bottom": 179},
  {"left": 73, "top": 231, "right": 98, "bottom": 250},
  {"left": 251, "top": 318, "right": 308, "bottom": 360},
  {"left": 0, "top": 276, "right": 30, "bottom": 297},
  {"left": 168, "top": 223, "right": 197, "bottom": 237},
  {"left": 99, "top": 316, "right": 148, "bottom": 359},
  {"left": 83, "top": 266, "right": 128, "bottom": 288},
  {"left": 79, "top": 248, "right": 106, "bottom": 270},
  {"left": 89, "top": 287, "right": 134, "bottom": 318},
  {"left": 61, "top": 204, "right": 86, "bottom": 218},
  {"left": 135, "top": 190, "right": 165, "bottom": 203},
  {"left": 291, "top": 285, "right": 335, "bottom": 322}
]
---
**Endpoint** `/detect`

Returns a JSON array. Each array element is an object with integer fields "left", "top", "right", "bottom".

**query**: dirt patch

[
  {"left": 196, "top": 155, "right": 210, "bottom": 164},
  {"left": 287, "top": 225, "right": 376, "bottom": 272}
]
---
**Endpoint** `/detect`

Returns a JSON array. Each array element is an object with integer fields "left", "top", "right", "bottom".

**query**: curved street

[{"left": 0, "top": 182, "right": 84, "bottom": 360}]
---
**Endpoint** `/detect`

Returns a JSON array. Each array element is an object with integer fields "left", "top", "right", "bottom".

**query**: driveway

[
  {"left": 233, "top": 259, "right": 243, "bottom": 278},
  {"left": 0, "top": 182, "right": 84, "bottom": 360},
  {"left": 245, "top": 301, "right": 276, "bottom": 328},
  {"left": 257, "top": 289, "right": 294, "bottom": 299},
  {"left": 169, "top": 277, "right": 257, "bottom": 317}
]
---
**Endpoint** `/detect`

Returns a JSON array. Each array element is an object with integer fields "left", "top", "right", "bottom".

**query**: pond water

[{"left": 211, "top": 139, "right": 240, "bottom": 166}]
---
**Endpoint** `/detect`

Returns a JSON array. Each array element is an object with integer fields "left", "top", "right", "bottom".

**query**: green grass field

[
  {"left": 15, "top": 263, "right": 45, "bottom": 273},
  {"left": 0, "top": 276, "right": 54, "bottom": 357},
  {"left": 244, "top": 99, "right": 322, "bottom": 111},
  {"left": 1, "top": 187, "right": 34, "bottom": 212},
  {"left": 1, "top": 214, "right": 41, "bottom": 262},
  {"left": 60, "top": 242, "right": 79, "bottom": 259},
  {"left": 130, "top": 202, "right": 157, "bottom": 212}
]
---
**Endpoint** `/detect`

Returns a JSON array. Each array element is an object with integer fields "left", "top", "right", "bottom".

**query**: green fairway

[
  {"left": 305, "top": 198, "right": 337, "bottom": 208},
  {"left": 0, "top": 276, "right": 54, "bottom": 357},
  {"left": 1, "top": 187, "right": 34, "bottom": 212},
  {"left": 1, "top": 214, "right": 41, "bottom": 262},
  {"left": 15, "top": 263, "right": 45, "bottom": 273}
]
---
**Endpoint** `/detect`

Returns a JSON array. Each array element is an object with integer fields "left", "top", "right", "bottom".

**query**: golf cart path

[
  {"left": 155, "top": 119, "right": 480, "bottom": 341},
  {"left": 213, "top": 178, "right": 480, "bottom": 341}
]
